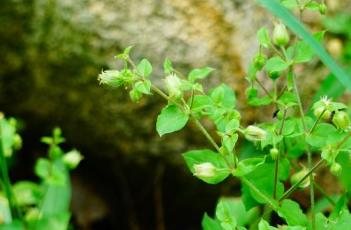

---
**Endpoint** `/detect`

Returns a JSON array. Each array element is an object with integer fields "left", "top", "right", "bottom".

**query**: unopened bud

[
  {"left": 319, "top": 3, "right": 327, "bottom": 15},
  {"left": 13, "top": 134, "right": 22, "bottom": 150},
  {"left": 330, "top": 162, "right": 342, "bottom": 176},
  {"left": 244, "top": 125, "right": 267, "bottom": 141},
  {"left": 290, "top": 168, "right": 310, "bottom": 188},
  {"left": 164, "top": 74, "right": 182, "bottom": 98},
  {"left": 270, "top": 148, "right": 279, "bottom": 160},
  {"left": 98, "top": 70, "right": 121, "bottom": 87},
  {"left": 273, "top": 22, "right": 290, "bottom": 46},
  {"left": 332, "top": 111, "right": 350, "bottom": 130},
  {"left": 193, "top": 162, "right": 216, "bottom": 178},
  {"left": 63, "top": 150, "right": 83, "bottom": 169},
  {"left": 245, "top": 87, "right": 257, "bottom": 99},
  {"left": 253, "top": 54, "right": 267, "bottom": 70}
]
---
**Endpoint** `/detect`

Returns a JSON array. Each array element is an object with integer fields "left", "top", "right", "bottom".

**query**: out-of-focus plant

[
  {"left": 0, "top": 114, "right": 82, "bottom": 230},
  {"left": 99, "top": 1, "right": 351, "bottom": 229}
]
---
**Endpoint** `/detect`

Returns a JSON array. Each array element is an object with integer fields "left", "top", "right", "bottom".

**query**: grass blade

[{"left": 257, "top": 0, "right": 351, "bottom": 91}]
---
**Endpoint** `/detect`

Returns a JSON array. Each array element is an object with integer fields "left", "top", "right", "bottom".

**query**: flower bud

[
  {"left": 268, "top": 71, "right": 280, "bottom": 80},
  {"left": 245, "top": 87, "right": 257, "bottom": 99},
  {"left": 193, "top": 162, "right": 216, "bottom": 178},
  {"left": 290, "top": 168, "right": 310, "bottom": 188},
  {"left": 164, "top": 73, "right": 182, "bottom": 98},
  {"left": 313, "top": 106, "right": 331, "bottom": 121},
  {"left": 253, "top": 54, "right": 267, "bottom": 70},
  {"left": 332, "top": 111, "right": 350, "bottom": 130},
  {"left": 330, "top": 162, "right": 342, "bottom": 176},
  {"left": 270, "top": 148, "right": 279, "bottom": 160},
  {"left": 63, "top": 150, "right": 83, "bottom": 169},
  {"left": 243, "top": 125, "right": 267, "bottom": 141},
  {"left": 319, "top": 3, "right": 327, "bottom": 15},
  {"left": 273, "top": 22, "right": 290, "bottom": 46},
  {"left": 13, "top": 134, "right": 22, "bottom": 150},
  {"left": 98, "top": 70, "right": 122, "bottom": 87}
]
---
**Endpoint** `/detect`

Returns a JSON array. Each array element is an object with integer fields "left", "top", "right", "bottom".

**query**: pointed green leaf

[
  {"left": 182, "top": 149, "right": 229, "bottom": 184},
  {"left": 156, "top": 105, "right": 189, "bottom": 136},
  {"left": 136, "top": 58, "right": 152, "bottom": 77},
  {"left": 188, "top": 67, "right": 214, "bottom": 83}
]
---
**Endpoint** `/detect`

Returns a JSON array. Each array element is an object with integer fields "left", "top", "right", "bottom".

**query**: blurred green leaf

[{"left": 258, "top": 0, "right": 351, "bottom": 91}]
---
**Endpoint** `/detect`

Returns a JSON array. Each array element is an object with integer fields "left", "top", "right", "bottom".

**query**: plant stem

[
  {"left": 242, "top": 177, "right": 279, "bottom": 210},
  {"left": 309, "top": 110, "right": 326, "bottom": 134},
  {"left": 0, "top": 133, "right": 19, "bottom": 219},
  {"left": 291, "top": 72, "right": 315, "bottom": 229},
  {"left": 314, "top": 182, "right": 336, "bottom": 206},
  {"left": 255, "top": 79, "right": 273, "bottom": 99},
  {"left": 279, "top": 159, "right": 323, "bottom": 201},
  {"left": 273, "top": 158, "right": 279, "bottom": 200}
]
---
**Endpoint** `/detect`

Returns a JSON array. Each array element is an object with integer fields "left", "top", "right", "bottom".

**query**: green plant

[
  {"left": 0, "top": 114, "right": 83, "bottom": 230},
  {"left": 99, "top": 1, "right": 351, "bottom": 229}
]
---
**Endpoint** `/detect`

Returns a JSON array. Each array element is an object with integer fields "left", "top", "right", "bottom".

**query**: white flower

[
  {"left": 193, "top": 162, "right": 216, "bottom": 178},
  {"left": 164, "top": 73, "right": 182, "bottom": 98},
  {"left": 63, "top": 150, "right": 84, "bottom": 169},
  {"left": 243, "top": 125, "right": 267, "bottom": 141}
]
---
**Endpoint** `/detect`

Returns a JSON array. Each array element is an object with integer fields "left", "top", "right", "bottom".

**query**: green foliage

[
  {"left": 0, "top": 115, "right": 82, "bottom": 229},
  {"left": 98, "top": 1, "right": 351, "bottom": 229},
  {"left": 156, "top": 104, "right": 189, "bottom": 137}
]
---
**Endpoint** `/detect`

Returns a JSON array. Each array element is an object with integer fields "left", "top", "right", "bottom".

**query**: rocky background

[{"left": 0, "top": 0, "right": 350, "bottom": 229}]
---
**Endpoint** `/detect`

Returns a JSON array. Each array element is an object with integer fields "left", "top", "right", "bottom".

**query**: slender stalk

[
  {"left": 291, "top": 72, "right": 315, "bottom": 229},
  {"left": 279, "top": 159, "right": 323, "bottom": 201},
  {"left": 314, "top": 182, "right": 336, "bottom": 206},
  {"left": 255, "top": 79, "right": 273, "bottom": 99},
  {"left": 273, "top": 158, "right": 279, "bottom": 200},
  {"left": 309, "top": 110, "right": 326, "bottom": 134},
  {"left": 242, "top": 177, "right": 279, "bottom": 210},
  {"left": 0, "top": 133, "right": 19, "bottom": 218}
]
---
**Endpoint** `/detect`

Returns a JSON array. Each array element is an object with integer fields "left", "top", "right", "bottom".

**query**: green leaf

[
  {"left": 241, "top": 183, "right": 260, "bottom": 211},
  {"left": 182, "top": 149, "right": 230, "bottom": 184},
  {"left": 134, "top": 80, "right": 151, "bottom": 95},
  {"left": 210, "top": 84, "right": 236, "bottom": 109},
  {"left": 258, "top": 219, "right": 277, "bottom": 230},
  {"left": 245, "top": 162, "right": 284, "bottom": 204},
  {"left": 305, "top": 1, "right": 320, "bottom": 11},
  {"left": 258, "top": 0, "right": 351, "bottom": 91},
  {"left": 115, "top": 46, "right": 133, "bottom": 60},
  {"left": 233, "top": 158, "right": 264, "bottom": 177},
  {"left": 257, "top": 27, "right": 271, "bottom": 48},
  {"left": 306, "top": 123, "right": 339, "bottom": 148},
  {"left": 156, "top": 104, "right": 189, "bottom": 136},
  {"left": 40, "top": 159, "right": 71, "bottom": 217},
  {"left": 265, "top": 56, "right": 289, "bottom": 73},
  {"left": 35, "top": 158, "right": 51, "bottom": 179},
  {"left": 248, "top": 95, "right": 273, "bottom": 107},
  {"left": 216, "top": 199, "right": 238, "bottom": 229},
  {"left": 28, "top": 212, "right": 70, "bottom": 230},
  {"left": 136, "top": 58, "right": 152, "bottom": 77},
  {"left": 0, "top": 220, "right": 25, "bottom": 230},
  {"left": 163, "top": 58, "right": 173, "bottom": 74},
  {"left": 201, "top": 213, "right": 222, "bottom": 230},
  {"left": 188, "top": 67, "right": 214, "bottom": 83},
  {"left": 277, "top": 91, "right": 297, "bottom": 107},
  {"left": 13, "top": 181, "right": 42, "bottom": 206},
  {"left": 277, "top": 199, "right": 307, "bottom": 226}
]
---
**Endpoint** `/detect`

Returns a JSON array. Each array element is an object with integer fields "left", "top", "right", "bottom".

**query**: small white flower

[
  {"left": 164, "top": 73, "right": 182, "bottom": 98},
  {"left": 244, "top": 125, "right": 267, "bottom": 141},
  {"left": 63, "top": 150, "right": 84, "bottom": 169},
  {"left": 193, "top": 162, "right": 216, "bottom": 178}
]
